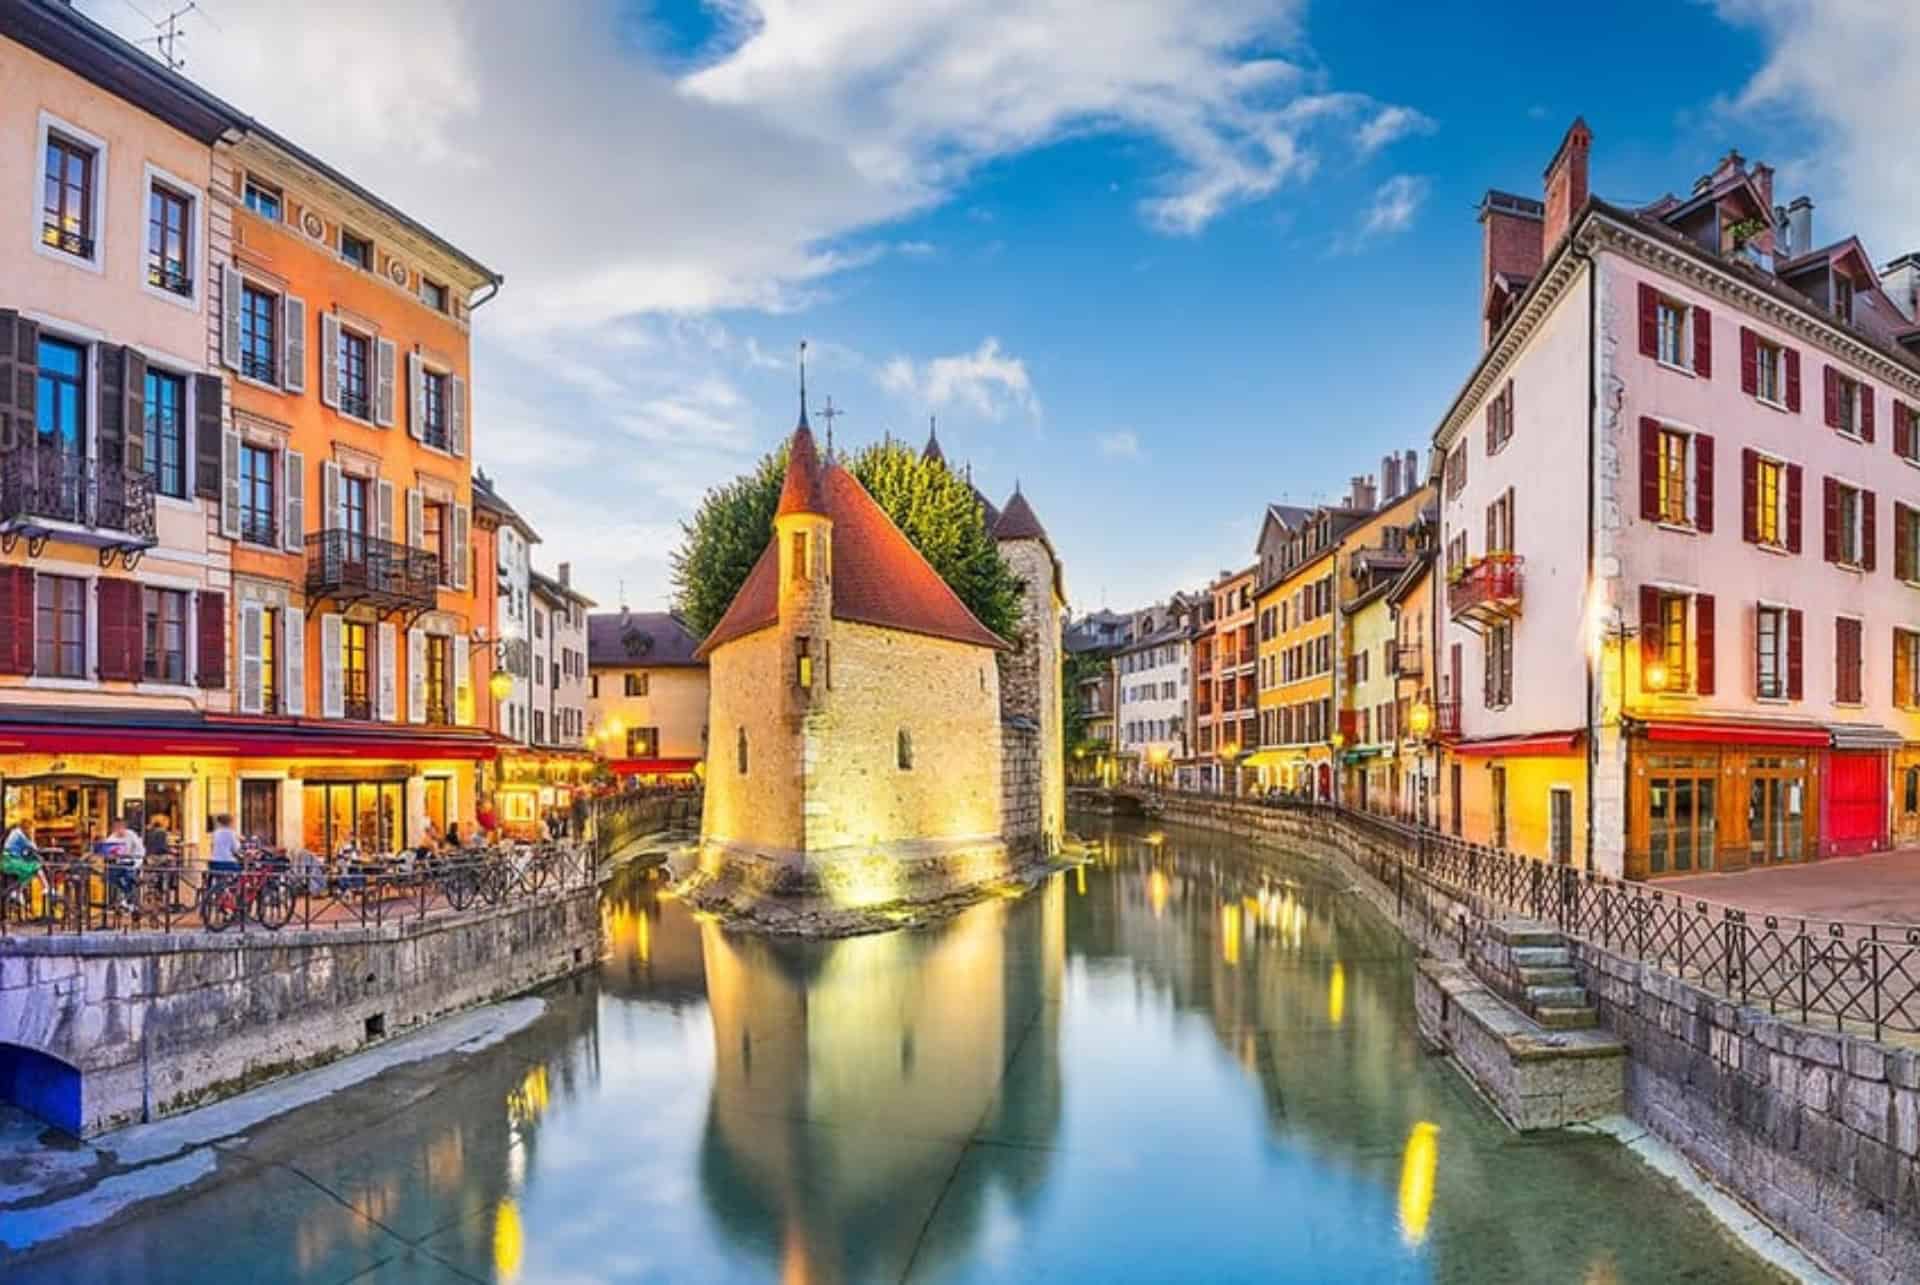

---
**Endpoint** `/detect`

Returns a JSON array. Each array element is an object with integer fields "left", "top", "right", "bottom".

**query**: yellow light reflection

[
  {"left": 1221, "top": 903, "right": 1240, "bottom": 966},
  {"left": 1328, "top": 961, "right": 1346, "bottom": 1027},
  {"left": 507, "top": 1064, "right": 550, "bottom": 1128},
  {"left": 1148, "top": 869, "right": 1169, "bottom": 918},
  {"left": 494, "top": 1197, "right": 525, "bottom": 1281},
  {"left": 1075, "top": 864, "right": 1086, "bottom": 897},
  {"left": 1398, "top": 1122, "right": 1439, "bottom": 1247},
  {"left": 635, "top": 908, "right": 651, "bottom": 963}
]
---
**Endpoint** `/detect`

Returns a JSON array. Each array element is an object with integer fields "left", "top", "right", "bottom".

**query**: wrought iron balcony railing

[
  {"left": 1434, "top": 700, "right": 1461, "bottom": 740},
  {"left": 1447, "top": 554, "right": 1524, "bottom": 625},
  {"left": 0, "top": 445, "right": 157, "bottom": 545},
  {"left": 147, "top": 259, "right": 192, "bottom": 296},
  {"left": 339, "top": 389, "right": 372, "bottom": 421},
  {"left": 305, "top": 529, "right": 440, "bottom": 613},
  {"left": 41, "top": 222, "right": 93, "bottom": 259},
  {"left": 241, "top": 352, "right": 277, "bottom": 384}
]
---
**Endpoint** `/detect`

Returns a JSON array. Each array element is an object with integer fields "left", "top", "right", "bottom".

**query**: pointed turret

[
  {"left": 992, "top": 483, "right": 1052, "bottom": 550},
  {"left": 923, "top": 417, "right": 945, "bottom": 466},
  {"left": 776, "top": 422, "right": 829, "bottom": 518}
]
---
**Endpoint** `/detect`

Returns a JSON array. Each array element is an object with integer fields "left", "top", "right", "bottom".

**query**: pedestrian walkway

[{"left": 1660, "top": 848, "right": 1920, "bottom": 926}]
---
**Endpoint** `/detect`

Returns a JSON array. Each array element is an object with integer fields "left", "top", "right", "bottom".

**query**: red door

[{"left": 1822, "top": 750, "right": 1886, "bottom": 857}]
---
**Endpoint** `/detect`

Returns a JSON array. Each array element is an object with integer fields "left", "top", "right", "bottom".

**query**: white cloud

[
  {"left": 1355, "top": 105, "right": 1435, "bottom": 155},
  {"left": 879, "top": 339, "right": 1040, "bottom": 422},
  {"left": 1097, "top": 431, "right": 1143, "bottom": 459},
  {"left": 1333, "top": 174, "right": 1430, "bottom": 253}
]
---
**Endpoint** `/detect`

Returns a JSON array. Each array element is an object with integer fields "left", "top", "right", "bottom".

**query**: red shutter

[
  {"left": 1741, "top": 448, "right": 1759, "bottom": 544},
  {"left": 1787, "top": 609, "right": 1804, "bottom": 700},
  {"left": 1898, "top": 505, "right": 1914, "bottom": 584},
  {"left": 1785, "top": 348, "right": 1802, "bottom": 412},
  {"left": 0, "top": 565, "right": 33, "bottom": 676},
  {"left": 1787, "top": 464, "right": 1804, "bottom": 553},
  {"left": 1861, "top": 386, "right": 1876, "bottom": 443},
  {"left": 1693, "top": 306, "right": 1712, "bottom": 379},
  {"left": 95, "top": 578, "right": 143, "bottom": 682},
  {"left": 1639, "top": 585, "right": 1662, "bottom": 682},
  {"left": 1896, "top": 402, "right": 1913, "bottom": 461},
  {"left": 1485, "top": 399, "right": 1495, "bottom": 456},
  {"left": 196, "top": 589, "right": 227, "bottom": 689},
  {"left": 1695, "top": 434, "right": 1714, "bottom": 533},
  {"left": 1639, "top": 417, "right": 1661, "bottom": 521},
  {"left": 1638, "top": 283, "right": 1659, "bottom": 358},
  {"left": 1695, "top": 594, "right": 1715, "bottom": 695},
  {"left": 1823, "top": 476, "right": 1841, "bottom": 563},
  {"left": 1863, "top": 490, "right": 1878, "bottom": 572},
  {"left": 1740, "top": 327, "right": 1758, "bottom": 396},
  {"left": 1824, "top": 366, "right": 1840, "bottom": 428}
]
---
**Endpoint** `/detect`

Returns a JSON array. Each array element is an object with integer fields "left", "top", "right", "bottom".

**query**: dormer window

[{"left": 1833, "top": 273, "right": 1855, "bottom": 324}]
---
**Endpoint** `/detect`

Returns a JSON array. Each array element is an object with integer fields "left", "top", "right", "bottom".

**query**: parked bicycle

[{"left": 199, "top": 843, "right": 296, "bottom": 932}]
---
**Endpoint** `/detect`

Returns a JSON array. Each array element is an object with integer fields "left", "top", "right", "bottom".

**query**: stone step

[
  {"left": 1536, "top": 1005, "right": 1599, "bottom": 1030},
  {"left": 1526, "top": 985, "right": 1590, "bottom": 1010},
  {"left": 1511, "top": 946, "right": 1573, "bottom": 969},
  {"left": 1516, "top": 966, "right": 1578, "bottom": 988},
  {"left": 1488, "top": 920, "right": 1563, "bottom": 948}
]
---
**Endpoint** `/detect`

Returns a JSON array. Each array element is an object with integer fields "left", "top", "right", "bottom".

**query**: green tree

[{"left": 671, "top": 438, "right": 1023, "bottom": 642}]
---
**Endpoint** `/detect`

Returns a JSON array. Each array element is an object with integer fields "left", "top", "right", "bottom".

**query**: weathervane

[{"left": 817, "top": 395, "right": 844, "bottom": 459}]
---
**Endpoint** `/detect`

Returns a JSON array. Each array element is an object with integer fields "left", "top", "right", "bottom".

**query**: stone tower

[
  {"left": 772, "top": 419, "right": 834, "bottom": 848},
  {"left": 994, "top": 486, "right": 1066, "bottom": 855}
]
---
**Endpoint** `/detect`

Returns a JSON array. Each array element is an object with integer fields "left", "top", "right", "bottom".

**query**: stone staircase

[{"left": 1479, "top": 920, "right": 1601, "bottom": 1030}]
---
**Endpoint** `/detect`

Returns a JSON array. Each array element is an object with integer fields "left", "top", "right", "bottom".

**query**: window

[
  {"left": 1829, "top": 369, "right": 1868, "bottom": 438},
  {"left": 790, "top": 530, "right": 809, "bottom": 583},
  {"left": 1833, "top": 273, "right": 1855, "bottom": 324},
  {"left": 147, "top": 183, "right": 192, "bottom": 295},
  {"left": 1835, "top": 616, "right": 1863, "bottom": 704},
  {"left": 343, "top": 620, "right": 371, "bottom": 718},
  {"left": 337, "top": 327, "right": 371, "bottom": 420},
  {"left": 626, "top": 727, "right": 659, "bottom": 758},
  {"left": 1491, "top": 766, "right": 1508, "bottom": 849},
  {"left": 736, "top": 726, "right": 749, "bottom": 774},
  {"left": 590, "top": 674, "right": 599, "bottom": 698},
  {"left": 1657, "top": 429, "right": 1690, "bottom": 525},
  {"left": 342, "top": 475, "right": 369, "bottom": 554},
  {"left": 1662, "top": 594, "right": 1689, "bottom": 691},
  {"left": 1898, "top": 504, "right": 1920, "bottom": 584},
  {"left": 1826, "top": 479, "right": 1870, "bottom": 569},
  {"left": 144, "top": 369, "right": 187, "bottom": 499},
  {"left": 1483, "top": 620, "right": 1513, "bottom": 708},
  {"left": 239, "top": 444, "right": 277, "bottom": 546},
  {"left": 1485, "top": 488, "right": 1515, "bottom": 555},
  {"left": 240, "top": 283, "right": 279, "bottom": 384},
  {"left": 259, "top": 607, "right": 278, "bottom": 714},
  {"left": 1756, "top": 338, "right": 1784, "bottom": 405},
  {"left": 142, "top": 588, "right": 188, "bottom": 684},
  {"left": 35, "top": 575, "right": 85, "bottom": 678},
  {"left": 421, "top": 370, "right": 448, "bottom": 450},
  {"left": 1752, "top": 454, "right": 1784, "bottom": 548},
  {"left": 37, "top": 336, "right": 86, "bottom": 454},
  {"left": 897, "top": 728, "right": 914, "bottom": 770},
  {"left": 1755, "top": 605, "right": 1791, "bottom": 700},
  {"left": 1656, "top": 297, "right": 1686, "bottom": 366},
  {"left": 421, "top": 279, "right": 449, "bottom": 313},
  {"left": 340, "top": 229, "right": 373, "bottom": 271},
  {"left": 425, "top": 634, "right": 451, "bottom": 725},
  {"left": 243, "top": 178, "right": 282, "bottom": 221},
  {"left": 1485, "top": 379, "right": 1514, "bottom": 455},
  {"left": 1895, "top": 629, "right": 1920, "bottom": 709},
  {"left": 42, "top": 133, "right": 95, "bottom": 258},
  {"left": 423, "top": 501, "right": 448, "bottom": 584},
  {"left": 1899, "top": 402, "right": 1920, "bottom": 466}
]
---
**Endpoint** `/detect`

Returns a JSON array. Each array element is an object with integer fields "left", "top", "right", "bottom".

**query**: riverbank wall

[
  {"left": 1093, "top": 793, "right": 1920, "bottom": 1283},
  {"left": 0, "top": 878, "right": 600, "bottom": 1137}
]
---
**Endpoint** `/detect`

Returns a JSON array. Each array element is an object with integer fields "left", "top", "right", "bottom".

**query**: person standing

[{"left": 209, "top": 813, "right": 242, "bottom": 872}]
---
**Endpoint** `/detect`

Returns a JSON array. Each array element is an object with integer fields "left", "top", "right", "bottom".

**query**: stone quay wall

[
  {"left": 0, "top": 880, "right": 600, "bottom": 1137},
  {"left": 1091, "top": 793, "right": 1920, "bottom": 1282}
]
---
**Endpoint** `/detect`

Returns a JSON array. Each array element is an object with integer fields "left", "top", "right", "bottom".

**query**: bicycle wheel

[
  {"left": 445, "top": 866, "right": 475, "bottom": 910},
  {"left": 479, "top": 862, "right": 507, "bottom": 906},
  {"left": 253, "top": 876, "right": 295, "bottom": 930},
  {"left": 200, "top": 880, "right": 238, "bottom": 933}
]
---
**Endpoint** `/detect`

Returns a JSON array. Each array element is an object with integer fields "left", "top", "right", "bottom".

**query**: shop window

[
  {"left": 1747, "top": 756, "right": 1807, "bottom": 866},
  {"left": 301, "top": 780, "right": 403, "bottom": 858},
  {"left": 1646, "top": 753, "right": 1717, "bottom": 876},
  {"left": 240, "top": 779, "right": 278, "bottom": 845}
]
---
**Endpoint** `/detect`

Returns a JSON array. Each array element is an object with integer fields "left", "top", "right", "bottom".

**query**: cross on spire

[{"left": 816, "top": 395, "right": 844, "bottom": 458}]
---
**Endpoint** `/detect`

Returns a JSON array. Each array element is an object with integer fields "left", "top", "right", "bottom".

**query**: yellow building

[
  {"left": 1249, "top": 507, "right": 1364, "bottom": 797},
  {"left": 1336, "top": 486, "right": 1434, "bottom": 810},
  {"left": 586, "top": 610, "right": 709, "bottom": 783}
]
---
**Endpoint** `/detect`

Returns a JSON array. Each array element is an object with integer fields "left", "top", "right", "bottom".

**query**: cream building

[{"left": 587, "top": 609, "right": 708, "bottom": 782}]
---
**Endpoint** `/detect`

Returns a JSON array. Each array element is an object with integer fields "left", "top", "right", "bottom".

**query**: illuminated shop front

[{"left": 495, "top": 748, "right": 601, "bottom": 837}]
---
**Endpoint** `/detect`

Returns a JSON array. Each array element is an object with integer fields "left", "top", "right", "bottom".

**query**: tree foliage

[{"left": 671, "top": 438, "right": 1024, "bottom": 643}]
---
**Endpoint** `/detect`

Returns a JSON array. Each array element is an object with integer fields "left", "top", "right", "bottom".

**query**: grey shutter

[
  {"left": 407, "top": 352, "right": 425, "bottom": 441},
  {"left": 193, "top": 373, "right": 222, "bottom": 498},
  {"left": 96, "top": 341, "right": 124, "bottom": 468},
  {"left": 321, "top": 613, "right": 345, "bottom": 718},
  {"left": 221, "top": 263, "right": 243, "bottom": 370},
  {"left": 453, "top": 633, "right": 472, "bottom": 725},
  {"left": 284, "top": 607, "right": 306, "bottom": 716},
  {"left": 321, "top": 460, "right": 341, "bottom": 534},
  {"left": 0, "top": 311, "right": 37, "bottom": 451},
  {"left": 120, "top": 347, "right": 147, "bottom": 474},
  {"left": 449, "top": 374, "right": 468, "bottom": 457},
  {"left": 452, "top": 503, "right": 470, "bottom": 591},
  {"left": 407, "top": 487, "right": 423, "bottom": 549},
  {"left": 283, "top": 295, "right": 306, "bottom": 394},
  {"left": 319, "top": 312, "right": 340, "bottom": 409},
  {"left": 220, "top": 429, "right": 242, "bottom": 539},
  {"left": 378, "top": 621, "right": 398, "bottom": 721},
  {"left": 377, "top": 478, "right": 395, "bottom": 541},
  {"left": 407, "top": 627, "right": 426, "bottom": 723},
  {"left": 239, "top": 602, "right": 264, "bottom": 714},
  {"left": 375, "top": 337, "right": 396, "bottom": 427},
  {"left": 283, "top": 449, "right": 305, "bottom": 552}
]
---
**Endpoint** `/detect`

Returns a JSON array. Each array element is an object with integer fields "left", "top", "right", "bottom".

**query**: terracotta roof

[
  {"left": 992, "top": 487, "right": 1050, "bottom": 545},
  {"left": 588, "top": 611, "right": 704, "bottom": 668},
  {"left": 695, "top": 439, "right": 1011, "bottom": 659},
  {"left": 775, "top": 423, "right": 828, "bottom": 517}
]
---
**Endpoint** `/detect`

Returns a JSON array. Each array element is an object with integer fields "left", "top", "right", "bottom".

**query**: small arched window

[
  {"left": 896, "top": 728, "right": 914, "bottom": 771},
  {"left": 736, "top": 726, "right": 749, "bottom": 775}
]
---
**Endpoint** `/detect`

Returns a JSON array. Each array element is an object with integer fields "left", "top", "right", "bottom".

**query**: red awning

[
  {"left": 1449, "top": 730, "right": 1583, "bottom": 758},
  {"left": 0, "top": 721, "right": 501, "bottom": 761},
  {"left": 1642, "top": 719, "right": 1829, "bottom": 748},
  {"left": 608, "top": 757, "right": 701, "bottom": 776}
]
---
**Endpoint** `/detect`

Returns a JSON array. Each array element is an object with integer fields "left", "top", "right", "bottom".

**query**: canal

[{"left": 8, "top": 816, "right": 1783, "bottom": 1283}]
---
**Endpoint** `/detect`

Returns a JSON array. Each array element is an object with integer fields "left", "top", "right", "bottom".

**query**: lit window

[
  {"left": 1658, "top": 429, "right": 1691, "bottom": 526},
  {"left": 1754, "top": 456, "right": 1783, "bottom": 547},
  {"left": 147, "top": 183, "right": 192, "bottom": 295}
]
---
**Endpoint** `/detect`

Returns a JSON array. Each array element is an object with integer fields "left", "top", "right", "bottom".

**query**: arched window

[
  {"left": 736, "top": 726, "right": 749, "bottom": 775},
  {"left": 896, "top": 728, "right": 913, "bottom": 771}
]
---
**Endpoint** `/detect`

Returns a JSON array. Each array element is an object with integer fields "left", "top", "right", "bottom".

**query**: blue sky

[{"left": 81, "top": 0, "right": 1920, "bottom": 615}]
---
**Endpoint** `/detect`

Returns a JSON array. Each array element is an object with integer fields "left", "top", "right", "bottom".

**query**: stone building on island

[{"left": 694, "top": 410, "right": 1063, "bottom": 918}]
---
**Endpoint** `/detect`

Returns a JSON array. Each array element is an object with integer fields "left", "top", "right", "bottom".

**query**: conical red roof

[
  {"left": 775, "top": 423, "right": 828, "bottom": 517},
  {"left": 992, "top": 486, "right": 1050, "bottom": 546}
]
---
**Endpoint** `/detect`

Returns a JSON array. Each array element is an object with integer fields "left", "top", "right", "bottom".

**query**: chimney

[
  {"left": 1778, "top": 196, "right": 1813, "bottom": 259},
  {"left": 1404, "top": 450, "right": 1419, "bottom": 491},
  {"left": 1541, "top": 118, "right": 1592, "bottom": 254},
  {"left": 1750, "top": 162, "right": 1774, "bottom": 217},
  {"left": 1348, "top": 475, "right": 1377, "bottom": 512},
  {"left": 1478, "top": 190, "right": 1544, "bottom": 347},
  {"left": 558, "top": 561, "right": 571, "bottom": 588},
  {"left": 1381, "top": 454, "right": 1400, "bottom": 502},
  {"left": 1882, "top": 254, "right": 1920, "bottom": 322}
]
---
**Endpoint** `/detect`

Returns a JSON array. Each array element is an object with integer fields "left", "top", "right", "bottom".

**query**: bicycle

[{"left": 199, "top": 845, "right": 296, "bottom": 932}]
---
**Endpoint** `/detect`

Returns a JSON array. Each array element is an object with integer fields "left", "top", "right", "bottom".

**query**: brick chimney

[
  {"left": 1479, "top": 191, "right": 1543, "bottom": 346},
  {"left": 1348, "top": 475, "right": 1378, "bottom": 511},
  {"left": 1541, "top": 117, "right": 1592, "bottom": 253}
]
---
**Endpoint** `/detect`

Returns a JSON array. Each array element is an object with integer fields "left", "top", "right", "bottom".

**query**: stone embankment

[{"left": 1083, "top": 792, "right": 1920, "bottom": 1284}]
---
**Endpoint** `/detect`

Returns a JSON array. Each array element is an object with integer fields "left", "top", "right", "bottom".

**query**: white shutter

[
  {"left": 454, "top": 634, "right": 472, "bottom": 725},
  {"left": 283, "top": 295, "right": 306, "bottom": 394},
  {"left": 449, "top": 374, "right": 468, "bottom": 457},
  {"left": 221, "top": 429, "right": 242, "bottom": 539},
  {"left": 375, "top": 337, "right": 397, "bottom": 427},
  {"left": 282, "top": 449, "right": 305, "bottom": 552},
  {"left": 377, "top": 478, "right": 395, "bottom": 542},
  {"left": 452, "top": 504, "right": 470, "bottom": 591},
  {"left": 407, "top": 352, "right": 425, "bottom": 441},
  {"left": 378, "top": 621, "right": 398, "bottom": 721},
  {"left": 284, "top": 608, "right": 305, "bottom": 716},
  {"left": 321, "top": 460, "right": 341, "bottom": 535},
  {"left": 407, "top": 627, "right": 426, "bottom": 723},
  {"left": 239, "top": 603, "right": 264, "bottom": 714},
  {"left": 221, "top": 263, "right": 243, "bottom": 370},
  {"left": 406, "top": 487, "right": 423, "bottom": 549},
  {"left": 321, "top": 613, "right": 345, "bottom": 719},
  {"left": 319, "top": 312, "right": 340, "bottom": 409}
]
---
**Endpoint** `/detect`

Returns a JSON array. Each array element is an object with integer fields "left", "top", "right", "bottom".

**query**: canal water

[{"left": 11, "top": 817, "right": 1781, "bottom": 1284}]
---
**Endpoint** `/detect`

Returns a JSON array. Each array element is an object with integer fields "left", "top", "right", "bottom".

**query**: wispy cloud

[
  {"left": 1334, "top": 174, "right": 1430, "bottom": 253},
  {"left": 879, "top": 339, "right": 1040, "bottom": 422},
  {"left": 1097, "top": 430, "right": 1143, "bottom": 459},
  {"left": 1355, "top": 105, "right": 1435, "bottom": 155}
]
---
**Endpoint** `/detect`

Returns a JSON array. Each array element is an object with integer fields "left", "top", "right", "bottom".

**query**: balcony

[
  {"left": 1435, "top": 700, "right": 1461, "bottom": 740},
  {"left": 1448, "top": 554, "right": 1524, "bottom": 629},
  {"left": 305, "top": 529, "right": 440, "bottom": 618},
  {"left": 41, "top": 221, "right": 93, "bottom": 259},
  {"left": 0, "top": 445, "right": 156, "bottom": 557},
  {"left": 1388, "top": 641, "right": 1424, "bottom": 678}
]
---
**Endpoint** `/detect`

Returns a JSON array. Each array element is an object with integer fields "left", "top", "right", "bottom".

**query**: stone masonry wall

[
  {"left": 1001, "top": 718, "right": 1042, "bottom": 856},
  {"left": 0, "top": 881, "right": 600, "bottom": 1136}
]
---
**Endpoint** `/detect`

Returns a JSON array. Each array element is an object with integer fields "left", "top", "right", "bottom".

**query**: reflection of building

[{"left": 586, "top": 609, "right": 707, "bottom": 783}]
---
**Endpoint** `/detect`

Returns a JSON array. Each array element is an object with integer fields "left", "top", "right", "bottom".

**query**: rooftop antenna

[
  {"left": 816, "top": 395, "right": 844, "bottom": 459},
  {"left": 136, "top": 2, "right": 204, "bottom": 71},
  {"left": 618, "top": 577, "right": 627, "bottom": 611},
  {"left": 797, "top": 340, "right": 809, "bottom": 429}
]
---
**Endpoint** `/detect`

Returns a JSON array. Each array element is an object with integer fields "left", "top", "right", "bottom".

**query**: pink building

[{"left": 1434, "top": 119, "right": 1920, "bottom": 878}]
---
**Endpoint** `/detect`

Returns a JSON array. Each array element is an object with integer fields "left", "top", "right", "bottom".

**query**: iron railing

[
  {"left": 0, "top": 445, "right": 157, "bottom": 542},
  {"left": 41, "top": 222, "right": 93, "bottom": 259},
  {"left": 1131, "top": 789, "right": 1920, "bottom": 1041},
  {"left": 305, "top": 528, "right": 440, "bottom": 609},
  {"left": 1447, "top": 554, "right": 1523, "bottom": 620}
]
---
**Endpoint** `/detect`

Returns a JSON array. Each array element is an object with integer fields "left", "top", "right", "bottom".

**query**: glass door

[
  {"left": 1746, "top": 755, "right": 1808, "bottom": 866},
  {"left": 1644, "top": 754, "right": 1717, "bottom": 876}
]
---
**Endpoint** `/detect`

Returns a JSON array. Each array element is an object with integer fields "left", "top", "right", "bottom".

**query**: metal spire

[{"left": 797, "top": 340, "right": 809, "bottom": 428}]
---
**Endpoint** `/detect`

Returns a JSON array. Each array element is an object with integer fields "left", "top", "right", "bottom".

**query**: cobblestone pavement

[{"left": 1661, "top": 847, "right": 1920, "bottom": 925}]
